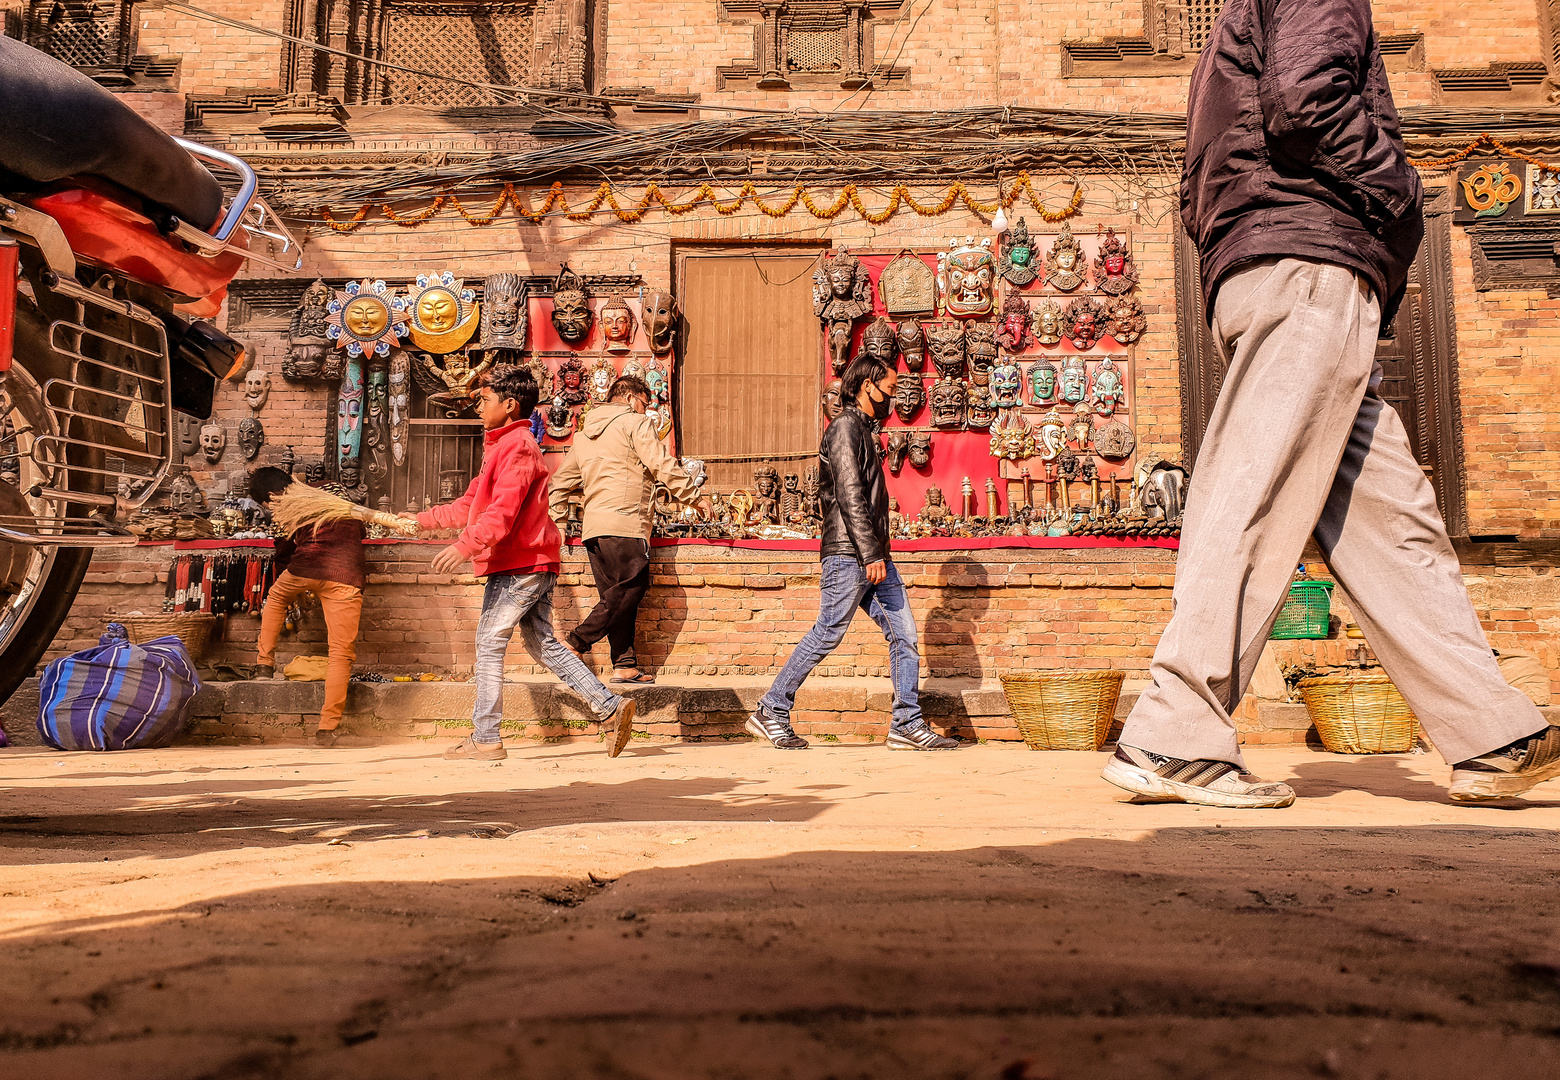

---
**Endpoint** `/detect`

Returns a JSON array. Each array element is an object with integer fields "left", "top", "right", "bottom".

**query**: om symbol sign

[{"left": 1460, "top": 163, "right": 1523, "bottom": 219}]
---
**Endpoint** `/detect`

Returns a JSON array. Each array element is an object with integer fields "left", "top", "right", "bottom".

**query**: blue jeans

[
  {"left": 472, "top": 571, "right": 622, "bottom": 744},
  {"left": 759, "top": 555, "right": 923, "bottom": 733}
]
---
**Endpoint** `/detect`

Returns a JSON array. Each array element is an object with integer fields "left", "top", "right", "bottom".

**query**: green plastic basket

[{"left": 1270, "top": 580, "right": 1334, "bottom": 639}]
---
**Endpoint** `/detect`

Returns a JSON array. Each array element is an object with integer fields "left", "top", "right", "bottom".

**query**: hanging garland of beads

[{"left": 317, "top": 172, "right": 1084, "bottom": 234}]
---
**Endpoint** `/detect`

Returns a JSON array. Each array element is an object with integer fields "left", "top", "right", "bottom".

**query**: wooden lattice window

[
  {"left": 383, "top": 4, "right": 535, "bottom": 106},
  {"left": 24, "top": 0, "right": 136, "bottom": 70}
]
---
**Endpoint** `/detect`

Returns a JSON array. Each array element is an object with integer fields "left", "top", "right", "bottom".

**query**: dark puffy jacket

[
  {"left": 1182, "top": 0, "right": 1424, "bottom": 323},
  {"left": 819, "top": 408, "right": 890, "bottom": 565}
]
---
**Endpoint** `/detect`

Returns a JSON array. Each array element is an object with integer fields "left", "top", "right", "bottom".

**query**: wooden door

[{"left": 676, "top": 248, "right": 824, "bottom": 489}]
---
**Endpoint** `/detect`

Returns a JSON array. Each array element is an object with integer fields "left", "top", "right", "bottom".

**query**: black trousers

[{"left": 565, "top": 535, "right": 651, "bottom": 668}]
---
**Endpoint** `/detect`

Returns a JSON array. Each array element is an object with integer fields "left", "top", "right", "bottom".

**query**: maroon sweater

[{"left": 275, "top": 519, "right": 366, "bottom": 588}]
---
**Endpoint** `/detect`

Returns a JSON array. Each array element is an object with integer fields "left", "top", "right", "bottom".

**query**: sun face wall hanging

[
  {"left": 405, "top": 270, "right": 480, "bottom": 353},
  {"left": 326, "top": 279, "right": 410, "bottom": 358}
]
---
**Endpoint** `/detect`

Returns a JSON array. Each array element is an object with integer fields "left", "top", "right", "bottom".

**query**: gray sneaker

[
  {"left": 1102, "top": 744, "right": 1295, "bottom": 808},
  {"left": 1449, "top": 726, "right": 1560, "bottom": 802},
  {"left": 745, "top": 710, "right": 809, "bottom": 749},
  {"left": 885, "top": 724, "right": 961, "bottom": 750}
]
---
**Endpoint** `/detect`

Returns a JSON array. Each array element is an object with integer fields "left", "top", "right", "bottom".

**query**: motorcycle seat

[{"left": 0, "top": 38, "right": 223, "bottom": 231}]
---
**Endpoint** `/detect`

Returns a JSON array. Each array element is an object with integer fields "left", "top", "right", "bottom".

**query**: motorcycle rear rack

[{"left": 0, "top": 512, "right": 138, "bottom": 547}]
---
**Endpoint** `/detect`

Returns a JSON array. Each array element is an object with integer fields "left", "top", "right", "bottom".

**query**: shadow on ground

[{"left": 3, "top": 825, "right": 1560, "bottom": 1080}]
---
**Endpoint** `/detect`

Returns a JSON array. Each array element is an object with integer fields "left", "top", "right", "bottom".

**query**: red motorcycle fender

[{"left": 0, "top": 238, "right": 16, "bottom": 372}]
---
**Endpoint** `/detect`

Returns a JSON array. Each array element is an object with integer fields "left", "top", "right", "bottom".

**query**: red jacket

[{"left": 416, "top": 419, "right": 561, "bottom": 577}]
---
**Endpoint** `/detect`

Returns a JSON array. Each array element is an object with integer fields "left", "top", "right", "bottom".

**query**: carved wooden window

[
  {"left": 382, "top": 4, "right": 536, "bottom": 106},
  {"left": 23, "top": 0, "right": 136, "bottom": 72},
  {"left": 1175, "top": 203, "right": 1467, "bottom": 535},
  {"left": 718, "top": 1, "right": 908, "bottom": 91}
]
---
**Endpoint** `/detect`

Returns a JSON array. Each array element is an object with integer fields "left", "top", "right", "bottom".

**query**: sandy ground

[{"left": 0, "top": 739, "right": 1558, "bottom": 1080}]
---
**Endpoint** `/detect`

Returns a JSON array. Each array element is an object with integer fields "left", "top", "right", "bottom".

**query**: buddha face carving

[
  {"left": 600, "top": 294, "right": 637, "bottom": 353},
  {"left": 644, "top": 291, "right": 678, "bottom": 356},
  {"left": 885, "top": 430, "right": 909, "bottom": 474},
  {"left": 550, "top": 266, "right": 593, "bottom": 344},
  {"left": 907, "top": 430, "right": 932, "bottom": 468},
  {"left": 406, "top": 271, "right": 480, "bottom": 354},
  {"left": 995, "top": 293, "right": 1034, "bottom": 352},
  {"left": 1029, "top": 359, "right": 1058, "bottom": 404},
  {"left": 1032, "top": 298, "right": 1063, "bottom": 345},
  {"left": 1104, "top": 295, "right": 1147, "bottom": 344},
  {"left": 861, "top": 317, "right": 898, "bottom": 365},
  {"left": 896, "top": 318, "right": 927, "bottom": 372},
  {"left": 477, "top": 272, "right": 526, "bottom": 351},
  {"left": 937, "top": 236, "right": 996, "bottom": 318},
  {"left": 1062, "top": 297, "right": 1106, "bottom": 351},
  {"left": 1059, "top": 355, "right": 1088, "bottom": 405},
  {"left": 991, "top": 358, "right": 1024, "bottom": 408},
  {"left": 237, "top": 417, "right": 264, "bottom": 460},
  {"left": 927, "top": 321, "right": 966, "bottom": 380},
  {"left": 821, "top": 378, "right": 844, "bottom": 421},
  {"left": 999, "top": 217, "right": 1039, "bottom": 286},
  {"left": 175, "top": 412, "right": 201, "bottom": 460},
  {"left": 893, "top": 376, "right": 924, "bottom": 422},
  {"left": 930, "top": 376, "right": 967, "bottom": 428},
  {"left": 1044, "top": 222, "right": 1087, "bottom": 292},
  {"left": 1093, "top": 228, "right": 1140, "bottom": 296},
  {"left": 243, "top": 368, "right": 271, "bottom": 410},
  {"left": 199, "top": 423, "right": 225, "bottom": 464},
  {"left": 168, "top": 472, "right": 200, "bottom": 514},
  {"left": 966, "top": 384, "right": 996, "bottom": 429}
]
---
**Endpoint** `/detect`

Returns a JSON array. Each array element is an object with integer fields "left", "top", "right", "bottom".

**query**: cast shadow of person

[{"left": 917, "top": 557, "right": 993, "bottom": 738}]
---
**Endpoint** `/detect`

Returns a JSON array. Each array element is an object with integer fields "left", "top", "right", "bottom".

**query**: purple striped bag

[{"left": 36, "top": 623, "right": 201, "bottom": 751}]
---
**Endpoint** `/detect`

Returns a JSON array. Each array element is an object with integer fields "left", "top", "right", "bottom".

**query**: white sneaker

[{"left": 1102, "top": 744, "right": 1295, "bottom": 808}]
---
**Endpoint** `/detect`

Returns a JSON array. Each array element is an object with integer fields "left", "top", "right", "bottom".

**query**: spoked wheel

[{"left": 0, "top": 363, "right": 92, "bottom": 705}]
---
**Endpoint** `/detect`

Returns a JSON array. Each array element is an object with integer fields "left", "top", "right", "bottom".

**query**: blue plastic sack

[{"left": 36, "top": 623, "right": 201, "bottom": 751}]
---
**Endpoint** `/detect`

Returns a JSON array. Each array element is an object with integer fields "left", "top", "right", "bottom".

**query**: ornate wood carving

[{"left": 717, "top": 0, "right": 911, "bottom": 90}]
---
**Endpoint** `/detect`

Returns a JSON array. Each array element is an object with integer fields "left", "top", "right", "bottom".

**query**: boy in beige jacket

[{"left": 548, "top": 375, "right": 707, "bottom": 684}]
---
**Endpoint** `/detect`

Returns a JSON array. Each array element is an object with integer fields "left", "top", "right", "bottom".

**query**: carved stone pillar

[
  {"left": 757, "top": 1, "right": 790, "bottom": 89},
  {"left": 840, "top": 0, "right": 869, "bottom": 88}
]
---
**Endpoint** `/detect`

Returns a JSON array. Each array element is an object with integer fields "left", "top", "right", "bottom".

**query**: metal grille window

[{"left": 383, "top": 5, "right": 534, "bottom": 106}]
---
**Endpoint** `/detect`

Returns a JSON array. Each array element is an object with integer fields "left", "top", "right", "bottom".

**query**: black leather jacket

[
  {"left": 819, "top": 407, "right": 890, "bottom": 565},
  {"left": 1182, "top": 0, "right": 1424, "bottom": 324}
]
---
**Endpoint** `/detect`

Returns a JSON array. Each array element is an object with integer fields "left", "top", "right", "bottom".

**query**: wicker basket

[
  {"left": 1271, "top": 580, "right": 1334, "bottom": 639},
  {"left": 1297, "top": 673, "right": 1419, "bottom": 754},
  {"left": 999, "top": 669, "right": 1126, "bottom": 751},
  {"left": 119, "top": 612, "right": 217, "bottom": 664}
]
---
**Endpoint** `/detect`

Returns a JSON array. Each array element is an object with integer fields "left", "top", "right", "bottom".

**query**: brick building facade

[{"left": 9, "top": 1, "right": 1560, "bottom": 722}]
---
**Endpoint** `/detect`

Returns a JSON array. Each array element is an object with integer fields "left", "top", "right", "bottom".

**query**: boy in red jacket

[{"left": 412, "top": 365, "right": 637, "bottom": 760}]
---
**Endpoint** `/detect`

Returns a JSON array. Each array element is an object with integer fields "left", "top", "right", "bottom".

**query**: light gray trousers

[{"left": 1120, "top": 257, "right": 1545, "bottom": 768}]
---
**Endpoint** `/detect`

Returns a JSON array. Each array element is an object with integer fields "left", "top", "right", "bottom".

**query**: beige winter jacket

[{"left": 547, "top": 403, "right": 701, "bottom": 541}]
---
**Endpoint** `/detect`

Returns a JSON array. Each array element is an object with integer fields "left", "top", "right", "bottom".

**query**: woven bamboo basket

[
  {"left": 999, "top": 669, "right": 1125, "bottom": 751},
  {"left": 1297, "top": 672, "right": 1419, "bottom": 754},
  {"left": 119, "top": 612, "right": 217, "bottom": 664}
]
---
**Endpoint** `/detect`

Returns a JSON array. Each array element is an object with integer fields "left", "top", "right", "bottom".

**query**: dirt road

[{"left": 1, "top": 741, "right": 1557, "bottom": 1079}]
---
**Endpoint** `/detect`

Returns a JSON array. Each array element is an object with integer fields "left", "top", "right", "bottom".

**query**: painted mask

[
  {"left": 991, "top": 358, "right": 1024, "bottom": 408},
  {"left": 995, "top": 293, "right": 1034, "bottom": 352},
  {"left": 237, "top": 417, "right": 264, "bottom": 460},
  {"left": 587, "top": 357, "right": 616, "bottom": 403},
  {"left": 1059, "top": 356, "right": 1088, "bottom": 405},
  {"left": 966, "top": 384, "right": 996, "bottom": 430},
  {"left": 927, "top": 322, "right": 966, "bottom": 380},
  {"left": 885, "top": 430, "right": 909, "bottom": 474},
  {"left": 1070, "top": 401, "right": 1096, "bottom": 449},
  {"left": 340, "top": 465, "right": 362, "bottom": 490},
  {"left": 644, "top": 291, "right": 678, "bottom": 356},
  {"left": 1035, "top": 409, "right": 1067, "bottom": 462},
  {"left": 545, "top": 396, "right": 575, "bottom": 439},
  {"left": 600, "top": 294, "right": 637, "bottom": 353},
  {"left": 999, "top": 217, "right": 1038, "bottom": 286},
  {"left": 477, "top": 272, "right": 526, "bottom": 351},
  {"left": 406, "top": 270, "right": 479, "bottom": 353},
  {"left": 550, "top": 266, "right": 593, "bottom": 343},
  {"left": 937, "top": 236, "right": 996, "bottom": 318},
  {"left": 896, "top": 318, "right": 927, "bottom": 372},
  {"left": 389, "top": 352, "right": 410, "bottom": 466},
  {"left": 1044, "top": 222, "right": 1087, "bottom": 292},
  {"left": 861, "top": 316, "right": 898, "bottom": 365},
  {"left": 556, "top": 356, "right": 588, "bottom": 405},
  {"left": 1093, "top": 228, "right": 1140, "bottom": 296},
  {"left": 907, "top": 431, "right": 932, "bottom": 468},
  {"left": 821, "top": 378, "right": 844, "bottom": 421},
  {"left": 930, "top": 376, "right": 967, "bottom": 428},
  {"left": 643, "top": 358, "right": 669, "bottom": 404},
  {"left": 1104, "top": 295, "right": 1146, "bottom": 344},
  {"left": 1062, "top": 297, "right": 1106, "bottom": 351},
  {"left": 893, "top": 376, "right": 924, "bottom": 422},
  {"left": 1029, "top": 359, "right": 1058, "bottom": 404},
  {"left": 175, "top": 413, "right": 201, "bottom": 459},
  {"left": 168, "top": 472, "right": 200, "bottom": 514},
  {"left": 964, "top": 322, "right": 998, "bottom": 385},
  {"left": 304, "top": 462, "right": 326, "bottom": 486},
  {"left": 338, "top": 357, "right": 364, "bottom": 467},
  {"left": 243, "top": 368, "right": 271, "bottom": 410},
  {"left": 1090, "top": 355, "right": 1127, "bottom": 415},
  {"left": 199, "top": 423, "right": 226, "bottom": 464},
  {"left": 1032, "top": 298, "right": 1063, "bottom": 345}
]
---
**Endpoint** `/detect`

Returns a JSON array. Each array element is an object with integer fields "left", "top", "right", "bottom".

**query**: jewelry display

[
  {"left": 998, "top": 217, "right": 1040, "bottom": 286},
  {"left": 879, "top": 251, "right": 937, "bottom": 316},
  {"left": 938, "top": 236, "right": 996, "bottom": 318},
  {"left": 1043, "top": 221, "right": 1087, "bottom": 292},
  {"left": 813, "top": 251, "right": 873, "bottom": 375},
  {"left": 1093, "top": 227, "right": 1140, "bottom": 296}
]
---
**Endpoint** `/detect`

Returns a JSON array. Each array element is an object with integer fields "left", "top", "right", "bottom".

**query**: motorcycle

[{"left": 0, "top": 39, "right": 300, "bottom": 705}]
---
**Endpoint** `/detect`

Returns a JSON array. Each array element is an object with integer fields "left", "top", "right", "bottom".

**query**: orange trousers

[{"left": 256, "top": 572, "right": 363, "bottom": 730}]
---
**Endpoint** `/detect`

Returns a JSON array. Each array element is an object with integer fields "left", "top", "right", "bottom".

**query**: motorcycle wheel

[{"left": 0, "top": 362, "right": 94, "bottom": 706}]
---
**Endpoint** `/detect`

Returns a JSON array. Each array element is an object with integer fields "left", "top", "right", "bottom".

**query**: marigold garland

[
  {"left": 1426, "top": 132, "right": 1560, "bottom": 174},
  {"left": 317, "top": 172, "right": 1085, "bottom": 234}
]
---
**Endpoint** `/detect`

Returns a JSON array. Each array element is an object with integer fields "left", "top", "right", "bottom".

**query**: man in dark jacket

[
  {"left": 1103, "top": 0, "right": 1557, "bottom": 807},
  {"left": 748, "top": 355, "right": 958, "bottom": 751}
]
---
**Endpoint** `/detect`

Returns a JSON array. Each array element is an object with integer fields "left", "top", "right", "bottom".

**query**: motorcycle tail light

[{"left": 0, "top": 238, "right": 16, "bottom": 373}]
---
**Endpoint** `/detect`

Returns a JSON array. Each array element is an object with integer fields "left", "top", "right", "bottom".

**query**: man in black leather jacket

[
  {"left": 748, "top": 355, "right": 959, "bottom": 751},
  {"left": 1103, "top": 0, "right": 1557, "bottom": 808}
]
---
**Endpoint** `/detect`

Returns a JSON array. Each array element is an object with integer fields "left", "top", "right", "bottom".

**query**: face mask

[{"left": 867, "top": 383, "right": 894, "bottom": 422}]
